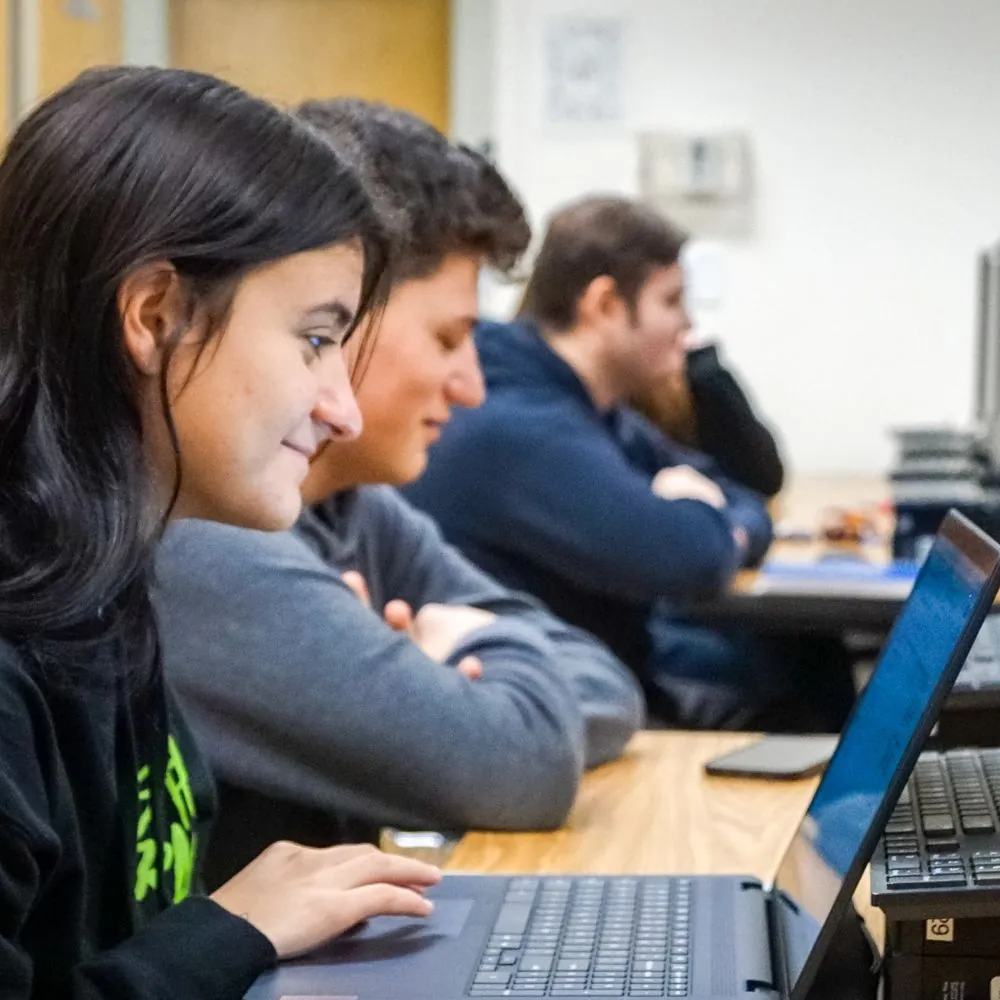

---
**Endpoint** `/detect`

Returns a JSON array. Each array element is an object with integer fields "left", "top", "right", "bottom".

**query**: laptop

[{"left": 247, "top": 511, "right": 1000, "bottom": 1000}]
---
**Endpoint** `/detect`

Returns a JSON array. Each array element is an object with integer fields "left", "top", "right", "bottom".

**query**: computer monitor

[{"left": 975, "top": 241, "right": 1000, "bottom": 464}]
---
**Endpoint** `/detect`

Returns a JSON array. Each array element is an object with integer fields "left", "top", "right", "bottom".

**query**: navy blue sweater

[{"left": 404, "top": 320, "right": 773, "bottom": 670}]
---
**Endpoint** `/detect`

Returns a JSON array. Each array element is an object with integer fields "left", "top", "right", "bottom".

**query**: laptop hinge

[
  {"left": 763, "top": 887, "right": 791, "bottom": 999},
  {"left": 736, "top": 881, "right": 778, "bottom": 996}
]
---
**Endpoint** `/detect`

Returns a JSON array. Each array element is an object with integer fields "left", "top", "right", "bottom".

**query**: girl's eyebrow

[{"left": 301, "top": 300, "right": 353, "bottom": 331}]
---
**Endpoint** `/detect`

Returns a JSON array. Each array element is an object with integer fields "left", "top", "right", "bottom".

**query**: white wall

[
  {"left": 450, "top": 0, "right": 494, "bottom": 149},
  {"left": 481, "top": 0, "right": 1000, "bottom": 474},
  {"left": 122, "top": 0, "right": 168, "bottom": 66}
]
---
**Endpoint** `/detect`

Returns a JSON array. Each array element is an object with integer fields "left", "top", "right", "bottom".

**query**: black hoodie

[
  {"left": 684, "top": 344, "right": 785, "bottom": 499},
  {"left": 0, "top": 637, "right": 275, "bottom": 998}
]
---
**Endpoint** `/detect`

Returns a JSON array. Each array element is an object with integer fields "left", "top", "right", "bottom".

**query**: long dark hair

[{"left": 0, "top": 67, "right": 390, "bottom": 680}]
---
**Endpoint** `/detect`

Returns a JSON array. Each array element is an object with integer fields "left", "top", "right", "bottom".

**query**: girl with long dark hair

[{"left": 0, "top": 66, "right": 440, "bottom": 998}]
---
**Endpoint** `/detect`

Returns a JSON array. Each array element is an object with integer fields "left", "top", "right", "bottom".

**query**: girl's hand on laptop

[{"left": 211, "top": 841, "right": 442, "bottom": 959}]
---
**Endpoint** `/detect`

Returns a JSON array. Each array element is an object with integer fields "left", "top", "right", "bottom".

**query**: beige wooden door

[
  {"left": 39, "top": 0, "right": 123, "bottom": 102},
  {"left": 0, "top": 0, "right": 8, "bottom": 135},
  {"left": 171, "top": 0, "right": 450, "bottom": 132}
]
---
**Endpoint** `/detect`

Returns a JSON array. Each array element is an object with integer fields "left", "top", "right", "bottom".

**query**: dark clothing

[
  {"left": 643, "top": 617, "right": 856, "bottom": 732},
  {"left": 685, "top": 344, "right": 785, "bottom": 498},
  {"left": 403, "top": 320, "right": 770, "bottom": 672},
  {"left": 405, "top": 320, "right": 853, "bottom": 732},
  {"left": 0, "top": 637, "right": 274, "bottom": 998}
]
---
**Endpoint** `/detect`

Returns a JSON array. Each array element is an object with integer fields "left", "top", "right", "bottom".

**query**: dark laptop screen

[{"left": 772, "top": 514, "right": 1000, "bottom": 996}]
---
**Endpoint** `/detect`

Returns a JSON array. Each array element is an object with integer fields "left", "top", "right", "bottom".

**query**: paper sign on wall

[
  {"left": 544, "top": 16, "right": 624, "bottom": 125},
  {"left": 639, "top": 131, "right": 754, "bottom": 238}
]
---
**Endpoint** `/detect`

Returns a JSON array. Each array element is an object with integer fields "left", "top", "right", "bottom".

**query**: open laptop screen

[{"left": 772, "top": 513, "right": 1000, "bottom": 997}]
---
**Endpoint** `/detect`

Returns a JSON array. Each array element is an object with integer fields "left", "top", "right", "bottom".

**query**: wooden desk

[
  {"left": 701, "top": 544, "right": 911, "bottom": 634},
  {"left": 689, "top": 475, "right": 905, "bottom": 634},
  {"left": 447, "top": 731, "right": 883, "bottom": 945},
  {"left": 770, "top": 475, "right": 891, "bottom": 536}
]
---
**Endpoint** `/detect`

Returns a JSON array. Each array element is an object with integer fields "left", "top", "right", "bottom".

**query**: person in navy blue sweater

[{"left": 405, "top": 196, "right": 854, "bottom": 730}]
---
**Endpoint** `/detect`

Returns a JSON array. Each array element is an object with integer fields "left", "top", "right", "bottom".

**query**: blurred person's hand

[
  {"left": 411, "top": 603, "right": 495, "bottom": 672},
  {"left": 651, "top": 466, "right": 726, "bottom": 510},
  {"left": 342, "top": 570, "right": 414, "bottom": 632},
  {"left": 341, "top": 569, "right": 373, "bottom": 608},
  {"left": 342, "top": 572, "right": 484, "bottom": 679},
  {"left": 732, "top": 526, "right": 749, "bottom": 556}
]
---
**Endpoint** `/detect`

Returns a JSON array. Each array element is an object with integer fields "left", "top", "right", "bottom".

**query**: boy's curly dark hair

[{"left": 297, "top": 98, "right": 530, "bottom": 281}]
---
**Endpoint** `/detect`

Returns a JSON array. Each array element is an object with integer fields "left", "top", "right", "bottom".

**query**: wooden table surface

[
  {"left": 446, "top": 731, "right": 883, "bottom": 945},
  {"left": 445, "top": 480, "right": 896, "bottom": 943},
  {"left": 687, "top": 475, "right": 910, "bottom": 633},
  {"left": 771, "top": 474, "right": 890, "bottom": 535},
  {"left": 741, "top": 473, "right": 896, "bottom": 592}
]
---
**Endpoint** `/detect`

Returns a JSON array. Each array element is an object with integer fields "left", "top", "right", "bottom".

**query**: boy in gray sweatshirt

[{"left": 156, "top": 99, "right": 644, "bottom": 886}]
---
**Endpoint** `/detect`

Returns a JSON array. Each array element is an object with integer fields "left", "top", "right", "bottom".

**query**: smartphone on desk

[{"left": 704, "top": 734, "right": 839, "bottom": 780}]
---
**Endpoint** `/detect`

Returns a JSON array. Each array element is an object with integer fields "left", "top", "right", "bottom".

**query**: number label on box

[{"left": 926, "top": 917, "right": 954, "bottom": 942}]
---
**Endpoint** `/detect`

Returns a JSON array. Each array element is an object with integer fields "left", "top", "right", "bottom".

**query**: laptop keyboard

[
  {"left": 877, "top": 749, "right": 1000, "bottom": 892},
  {"left": 468, "top": 877, "right": 692, "bottom": 998}
]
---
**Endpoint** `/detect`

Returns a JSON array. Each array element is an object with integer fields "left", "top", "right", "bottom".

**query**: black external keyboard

[
  {"left": 937, "top": 615, "right": 1000, "bottom": 747},
  {"left": 873, "top": 749, "right": 1000, "bottom": 898},
  {"left": 468, "top": 877, "right": 693, "bottom": 998}
]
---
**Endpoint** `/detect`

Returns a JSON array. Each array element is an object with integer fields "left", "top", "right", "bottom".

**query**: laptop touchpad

[
  {"left": 298, "top": 898, "right": 476, "bottom": 966},
  {"left": 247, "top": 877, "right": 508, "bottom": 1000},
  {"left": 346, "top": 898, "right": 475, "bottom": 942}
]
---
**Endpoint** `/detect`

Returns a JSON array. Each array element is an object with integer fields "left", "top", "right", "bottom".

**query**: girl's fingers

[{"left": 335, "top": 851, "right": 442, "bottom": 892}]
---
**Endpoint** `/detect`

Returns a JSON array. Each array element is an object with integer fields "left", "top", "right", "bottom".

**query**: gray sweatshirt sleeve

[
  {"left": 156, "top": 520, "right": 587, "bottom": 832},
  {"left": 353, "top": 487, "right": 645, "bottom": 768}
]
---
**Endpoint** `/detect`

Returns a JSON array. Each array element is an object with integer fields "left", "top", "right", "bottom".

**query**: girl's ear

[{"left": 118, "top": 263, "right": 187, "bottom": 375}]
